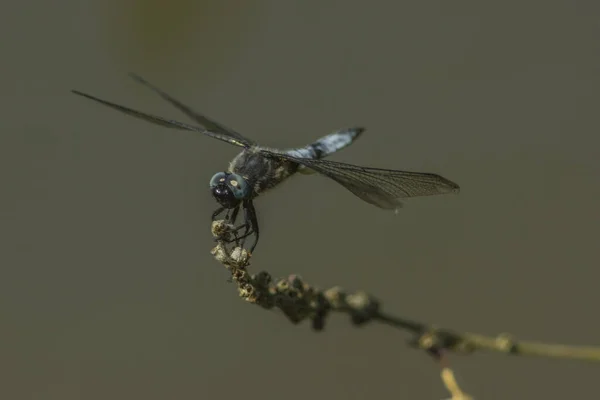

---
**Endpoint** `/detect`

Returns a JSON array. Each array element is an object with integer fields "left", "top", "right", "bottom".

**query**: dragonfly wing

[
  {"left": 265, "top": 151, "right": 460, "bottom": 209},
  {"left": 129, "top": 73, "right": 255, "bottom": 146},
  {"left": 71, "top": 90, "right": 249, "bottom": 148}
]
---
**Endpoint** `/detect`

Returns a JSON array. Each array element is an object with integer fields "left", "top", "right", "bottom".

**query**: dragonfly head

[{"left": 209, "top": 172, "right": 251, "bottom": 208}]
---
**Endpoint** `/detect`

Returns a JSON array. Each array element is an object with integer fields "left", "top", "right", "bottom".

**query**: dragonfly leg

[
  {"left": 237, "top": 205, "right": 252, "bottom": 248},
  {"left": 228, "top": 205, "right": 240, "bottom": 225},
  {"left": 245, "top": 200, "right": 260, "bottom": 253},
  {"left": 228, "top": 206, "right": 247, "bottom": 245},
  {"left": 220, "top": 224, "right": 253, "bottom": 247},
  {"left": 211, "top": 206, "right": 226, "bottom": 221},
  {"left": 214, "top": 201, "right": 259, "bottom": 253},
  {"left": 213, "top": 205, "right": 246, "bottom": 244}
]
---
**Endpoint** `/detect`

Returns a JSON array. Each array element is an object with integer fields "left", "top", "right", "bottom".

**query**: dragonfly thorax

[{"left": 209, "top": 172, "right": 251, "bottom": 208}]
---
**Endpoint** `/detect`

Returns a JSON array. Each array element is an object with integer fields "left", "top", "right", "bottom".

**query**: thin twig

[
  {"left": 441, "top": 367, "right": 472, "bottom": 400},
  {"left": 375, "top": 312, "right": 600, "bottom": 362},
  {"left": 211, "top": 220, "right": 600, "bottom": 397}
]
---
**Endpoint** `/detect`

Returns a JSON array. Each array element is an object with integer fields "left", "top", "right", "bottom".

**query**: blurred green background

[{"left": 2, "top": 1, "right": 600, "bottom": 399}]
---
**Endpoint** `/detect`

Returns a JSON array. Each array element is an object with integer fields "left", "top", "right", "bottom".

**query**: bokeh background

[{"left": 2, "top": 1, "right": 600, "bottom": 399}]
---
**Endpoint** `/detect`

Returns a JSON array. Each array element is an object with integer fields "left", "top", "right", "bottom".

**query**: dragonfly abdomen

[{"left": 286, "top": 127, "right": 364, "bottom": 160}]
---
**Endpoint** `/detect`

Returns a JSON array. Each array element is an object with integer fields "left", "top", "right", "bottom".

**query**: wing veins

[
  {"left": 265, "top": 151, "right": 459, "bottom": 209},
  {"left": 128, "top": 73, "right": 254, "bottom": 146},
  {"left": 71, "top": 90, "right": 248, "bottom": 148}
]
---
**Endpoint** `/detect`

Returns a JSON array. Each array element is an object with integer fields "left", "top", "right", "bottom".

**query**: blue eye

[
  {"left": 209, "top": 172, "right": 227, "bottom": 188},
  {"left": 226, "top": 173, "right": 251, "bottom": 200},
  {"left": 209, "top": 172, "right": 250, "bottom": 200}
]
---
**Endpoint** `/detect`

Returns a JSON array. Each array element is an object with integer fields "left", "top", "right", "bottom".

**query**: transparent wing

[
  {"left": 128, "top": 73, "right": 255, "bottom": 146},
  {"left": 71, "top": 90, "right": 249, "bottom": 148},
  {"left": 266, "top": 151, "right": 460, "bottom": 209}
]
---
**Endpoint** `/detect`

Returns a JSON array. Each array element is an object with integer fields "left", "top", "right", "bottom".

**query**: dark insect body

[{"left": 72, "top": 74, "right": 460, "bottom": 253}]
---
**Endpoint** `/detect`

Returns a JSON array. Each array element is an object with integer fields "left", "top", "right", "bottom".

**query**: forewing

[
  {"left": 129, "top": 73, "right": 255, "bottom": 146},
  {"left": 267, "top": 152, "right": 460, "bottom": 209},
  {"left": 71, "top": 90, "right": 248, "bottom": 148}
]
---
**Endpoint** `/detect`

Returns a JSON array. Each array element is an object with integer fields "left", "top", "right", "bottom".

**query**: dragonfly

[{"left": 72, "top": 74, "right": 460, "bottom": 254}]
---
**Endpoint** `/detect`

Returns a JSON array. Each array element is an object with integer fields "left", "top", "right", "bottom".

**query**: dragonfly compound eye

[
  {"left": 226, "top": 173, "right": 251, "bottom": 200},
  {"left": 209, "top": 172, "right": 249, "bottom": 208},
  {"left": 209, "top": 172, "right": 228, "bottom": 188}
]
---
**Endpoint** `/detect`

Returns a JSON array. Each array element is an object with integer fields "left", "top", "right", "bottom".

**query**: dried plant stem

[
  {"left": 375, "top": 312, "right": 600, "bottom": 362},
  {"left": 441, "top": 367, "right": 472, "bottom": 400},
  {"left": 211, "top": 220, "right": 600, "bottom": 398}
]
